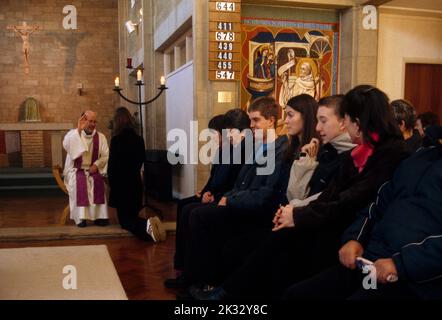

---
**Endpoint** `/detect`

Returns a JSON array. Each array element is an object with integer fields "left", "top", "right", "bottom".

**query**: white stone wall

[{"left": 377, "top": 10, "right": 442, "bottom": 100}]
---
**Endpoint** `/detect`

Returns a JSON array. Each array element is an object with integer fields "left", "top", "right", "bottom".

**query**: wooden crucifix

[{"left": 7, "top": 21, "right": 42, "bottom": 74}]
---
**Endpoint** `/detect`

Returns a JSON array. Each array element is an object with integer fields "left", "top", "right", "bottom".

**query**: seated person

[
  {"left": 284, "top": 126, "right": 442, "bottom": 300},
  {"left": 193, "top": 85, "right": 410, "bottom": 300},
  {"left": 63, "top": 110, "right": 109, "bottom": 228},
  {"left": 416, "top": 111, "right": 440, "bottom": 137},
  {"left": 165, "top": 109, "right": 250, "bottom": 288},
  {"left": 175, "top": 114, "right": 226, "bottom": 213},
  {"left": 391, "top": 99, "right": 422, "bottom": 153}
]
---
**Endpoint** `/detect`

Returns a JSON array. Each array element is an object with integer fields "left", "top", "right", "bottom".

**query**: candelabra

[
  {"left": 113, "top": 70, "right": 168, "bottom": 216},
  {"left": 113, "top": 70, "right": 167, "bottom": 137}
]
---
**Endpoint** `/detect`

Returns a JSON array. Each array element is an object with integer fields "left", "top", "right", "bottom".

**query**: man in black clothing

[{"left": 391, "top": 99, "right": 422, "bottom": 153}]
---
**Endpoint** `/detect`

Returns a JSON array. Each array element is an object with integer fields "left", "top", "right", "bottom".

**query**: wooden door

[{"left": 404, "top": 63, "right": 442, "bottom": 119}]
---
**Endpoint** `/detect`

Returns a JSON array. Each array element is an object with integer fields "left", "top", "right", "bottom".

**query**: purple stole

[{"left": 74, "top": 133, "right": 105, "bottom": 207}]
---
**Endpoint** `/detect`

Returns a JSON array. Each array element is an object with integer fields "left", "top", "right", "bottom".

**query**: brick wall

[
  {"left": 43, "top": 131, "right": 52, "bottom": 167},
  {"left": 20, "top": 131, "right": 44, "bottom": 168},
  {"left": 0, "top": 0, "right": 119, "bottom": 138}
]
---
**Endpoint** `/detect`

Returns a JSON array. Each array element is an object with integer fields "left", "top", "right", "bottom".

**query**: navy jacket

[
  {"left": 225, "top": 135, "right": 289, "bottom": 214},
  {"left": 404, "top": 130, "right": 422, "bottom": 154},
  {"left": 342, "top": 129, "right": 442, "bottom": 299},
  {"left": 201, "top": 140, "right": 246, "bottom": 201}
]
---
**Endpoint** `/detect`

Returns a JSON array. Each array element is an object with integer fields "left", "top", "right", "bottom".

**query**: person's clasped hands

[{"left": 272, "top": 204, "right": 295, "bottom": 231}]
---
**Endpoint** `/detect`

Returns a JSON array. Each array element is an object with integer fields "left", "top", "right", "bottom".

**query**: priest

[{"left": 63, "top": 110, "right": 109, "bottom": 227}]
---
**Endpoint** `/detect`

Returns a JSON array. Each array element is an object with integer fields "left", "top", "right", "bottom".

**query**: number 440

[{"left": 218, "top": 52, "right": 233, "bottom": 60}]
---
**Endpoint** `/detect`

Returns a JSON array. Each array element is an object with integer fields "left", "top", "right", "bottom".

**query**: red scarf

[{"left": 351, "top": 132, "right": 380, "bottom": 173}]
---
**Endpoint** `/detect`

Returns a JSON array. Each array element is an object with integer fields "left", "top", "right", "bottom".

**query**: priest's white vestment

[{"left": 63, "top": 129, "right": 109, "bottom": 225}]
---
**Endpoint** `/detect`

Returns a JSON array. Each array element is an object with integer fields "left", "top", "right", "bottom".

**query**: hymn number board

[{"left": 209, "top": 0, "right": 241, "bottom": 81}]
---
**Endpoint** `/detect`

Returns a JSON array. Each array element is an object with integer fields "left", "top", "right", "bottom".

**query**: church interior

[{"left": 0, "top": 0, "right": 441, "bottom": 302}]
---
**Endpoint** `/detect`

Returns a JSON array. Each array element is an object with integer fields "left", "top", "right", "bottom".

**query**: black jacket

[
  {"left": 108, "top": 128, "right": 145, "bottom": 209},
  {"left": 225, "top": 135, "right": 290, "bottom": 214},
  {"left": 307, "top": 142, "right": 349, "bottom": 197},
  {"left": 404, "top": 130, "right": 423, "bottom": 154},
  {"left": 343, "top": 127, "right": 442, "bottom": 299},
  {"left": 201, "top": 139, "right": 246, "bottom": 201},
  {"left": 293, "top": 137, "right": 410, "bottom": 237}
]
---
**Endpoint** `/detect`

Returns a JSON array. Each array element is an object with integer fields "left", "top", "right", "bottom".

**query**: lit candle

[
  {"left": 160, "top": 76, "right": 166, "bottom": 86},
  {"left": 114, "top": 76, "right": 120, "bottom": 88},
  {"left": 137, "top": 69, "right": 142, "bottom": 82}
]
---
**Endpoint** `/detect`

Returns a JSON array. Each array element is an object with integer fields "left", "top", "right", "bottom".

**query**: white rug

[{"left": 0, "top": 245, "right": 127, "bottom": 300}]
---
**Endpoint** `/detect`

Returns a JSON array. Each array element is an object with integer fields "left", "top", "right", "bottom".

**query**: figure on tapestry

[
  {"left": 253, "top": 44, "right": 275, "bottom": 79},
  {"left": 278, "top": 55, "right": 321, "bottom": 106}
]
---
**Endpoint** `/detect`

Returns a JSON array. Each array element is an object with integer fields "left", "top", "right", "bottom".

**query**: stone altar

[{"left": 0, "top": 123, "right": 73, "bottom": 168}]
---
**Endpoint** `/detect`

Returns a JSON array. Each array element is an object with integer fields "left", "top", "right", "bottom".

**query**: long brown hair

[
  {"left": 285, "top": 94, "right": 319, "bottom": 161},
  {"left": 113, "top": 107, "right": 136, "bottom": 136}
]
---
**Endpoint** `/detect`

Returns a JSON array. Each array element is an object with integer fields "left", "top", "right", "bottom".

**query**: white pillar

[
  {"left": 186, "top": 36, "right": 193, "bottom": 63},
  {"left": 164, "top": 52, "right": 171, "bottom": 75},
  {"left": 174, "top": 46, "right": 181, "bottom": 70}
]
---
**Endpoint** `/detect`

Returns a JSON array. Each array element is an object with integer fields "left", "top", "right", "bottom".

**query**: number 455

[{"left": 217, "top": 61, "right": 232, "bottom": 69}]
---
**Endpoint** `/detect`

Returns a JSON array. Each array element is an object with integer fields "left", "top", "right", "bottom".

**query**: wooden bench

[{"left": 51, "top": 165, "right": 70, "bottom": 225}]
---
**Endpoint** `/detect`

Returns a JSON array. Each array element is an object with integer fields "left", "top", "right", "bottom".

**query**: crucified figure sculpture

[{"left": 7, "top": 21, "right": 42, "bottom": 74}]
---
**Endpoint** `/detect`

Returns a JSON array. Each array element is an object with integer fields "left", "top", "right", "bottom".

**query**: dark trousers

[
  {"left": 220, "top": 228, "right": 270, "bottom": 284},
  {"left": 176, "top": 195, "right": 201, "bottom": 217},
  {"left": 116, "top": 205, "right": 152, "bottom": 242},
  {"left": 283, "top": 264, "right": 418, "bottom": 300},
  {"left": 223, "top": 227, "right": 339, "bottom": 299},
  {"left": 174, "top": 196, "right": 206, "bottom": 270},
  {"left": 185, "top": 204, "right": 272, "bottom": 286}
]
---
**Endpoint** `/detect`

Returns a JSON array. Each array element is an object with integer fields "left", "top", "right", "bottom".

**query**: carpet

[{"left": 0, "top": 245, "right": 128, "bottom": 300}]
